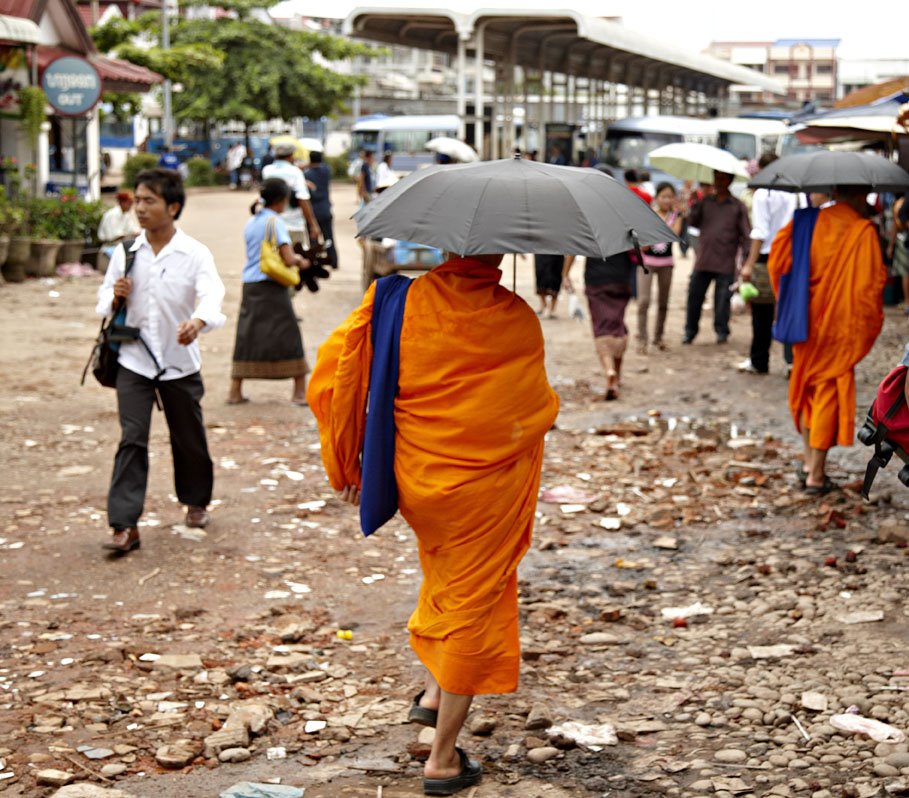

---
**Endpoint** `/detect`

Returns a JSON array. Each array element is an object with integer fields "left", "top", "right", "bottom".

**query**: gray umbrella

[
  {"left": 748, "top": 151, "right": 909, "bottom": 193},
  {"left": 353, "top": 157, "right": 678, "bottom": 258}
]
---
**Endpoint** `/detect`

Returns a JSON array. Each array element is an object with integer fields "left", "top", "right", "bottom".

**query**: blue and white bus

[{"left": 350, "top": 114, "right": 460, "bottom": 173}]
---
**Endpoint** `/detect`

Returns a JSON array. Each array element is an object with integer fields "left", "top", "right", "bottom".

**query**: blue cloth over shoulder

[
  {"left": 772, "top": 206, "right": 819, "bottom": 345},
  {"left": 360, "top": 274, "right": 412, "bottom": 536}
]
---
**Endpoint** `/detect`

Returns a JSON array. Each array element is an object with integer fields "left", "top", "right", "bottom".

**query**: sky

[
  {"left": 616, "top": 1, "right": 903, "bottom": 60},
  {"left": 271, "top": 0, "right": 906, "bottom": 61}
]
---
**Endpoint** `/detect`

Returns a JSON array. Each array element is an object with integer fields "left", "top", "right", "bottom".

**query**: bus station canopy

[{"left": 343, "top": 7, "right": 783, "bottom": 96}]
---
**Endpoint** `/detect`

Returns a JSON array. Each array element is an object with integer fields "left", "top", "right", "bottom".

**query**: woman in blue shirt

[{"left": 229, "top": 178, "right": 311, "bottom": 405}]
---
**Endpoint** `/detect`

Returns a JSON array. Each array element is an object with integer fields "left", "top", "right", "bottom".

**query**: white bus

[
  {"left": 712, "top": 117, "right": 788, "bottom": 163},
  {"left": 600, "top": 115, "right": 719, "bottom": 185},
  {"left": 350, "top": 114, "right": 460, "bottom": 173}
]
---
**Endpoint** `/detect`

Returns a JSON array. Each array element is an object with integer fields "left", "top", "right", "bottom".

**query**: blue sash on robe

[
  {"left": 772, "top": 206, "right": 819, "bottom": 345},
  {"left": 360, "top": 275, "right": 412, "bottom": 536}
]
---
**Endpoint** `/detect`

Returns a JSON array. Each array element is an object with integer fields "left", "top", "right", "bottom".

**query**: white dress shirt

[
  {"left": 96, "top": 229, "right": 226, "bottom": 381},
  {"left": 750, "top": 188, "right": 797, "bottom": 254},
  {"left": 97, "top": 205, "right": 141, "bottom": 243},
  {"left": 262, "top": 160, "right": 310, "bottom": 232}
]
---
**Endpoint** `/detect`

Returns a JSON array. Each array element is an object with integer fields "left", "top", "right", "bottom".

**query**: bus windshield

[
  {"left": 603, "top": 131, "right": 678, "bottom": 170},
  {"left": 351, "top": 130, "right": 379, "bottom": 153}
]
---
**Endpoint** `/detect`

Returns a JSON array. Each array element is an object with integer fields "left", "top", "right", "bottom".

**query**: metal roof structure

[
  {"left": 344, "top": 8, "right": 783, "bottom": 94},
  {"left": 343, "top": 7, "right": 783, "bottom": 158}
]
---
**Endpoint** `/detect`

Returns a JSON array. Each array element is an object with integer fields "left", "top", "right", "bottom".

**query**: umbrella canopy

[
  {"left": 298, "top": 137, "right": 324, "bottom": 153},
  {"left": 647, "top": 142, "right": 750, "bottom": 183},
  {"left": 425, "top": 137, "right": 479, "bottom": 163},
  {"left": 748, "top": 151, "right": 909, "bottom": 193},
  {"left": 353, "top": 157, "right": 678, "bottom": 259},
  {"left": 269, "top": 134, "right": 306, "bottom": 161},
  {"left": 794, "top": 99, "right": 909, "bottom": 144}
]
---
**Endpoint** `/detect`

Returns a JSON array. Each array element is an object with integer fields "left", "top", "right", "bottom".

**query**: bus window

[
  {"left": 718, "top": 131, "right": 757, "bottom": 161},
  {"left": 384, "top": 129, "right": 434, "bottom": 154}
]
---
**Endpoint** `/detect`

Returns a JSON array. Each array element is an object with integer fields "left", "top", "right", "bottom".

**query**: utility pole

[{"left": 162, "top": 0, "right": 174, "bottom": 147}]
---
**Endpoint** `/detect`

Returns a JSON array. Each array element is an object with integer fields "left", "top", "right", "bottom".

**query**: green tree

[{"left": 91, "top": 4, "right": 373, "bottom": 128}]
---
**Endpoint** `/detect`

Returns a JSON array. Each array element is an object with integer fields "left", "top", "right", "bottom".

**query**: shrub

[
  {"left": 185, "top": 156, "right": 216, "bottom": 187},
  {"left": 123, "top": 152, "right": 159, "bottom": 188},
  {"left": 326, "top": 154, "right": 350, "bottom": 180}
]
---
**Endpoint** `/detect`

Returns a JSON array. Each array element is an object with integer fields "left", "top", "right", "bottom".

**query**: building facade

[{"left": 705, "top": 38, "right": 840, "bottom": 109}]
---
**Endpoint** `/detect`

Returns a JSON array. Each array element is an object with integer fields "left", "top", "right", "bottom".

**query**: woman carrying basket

[{"left": 228, "top": 178, "right": 312, "bottom": 405}]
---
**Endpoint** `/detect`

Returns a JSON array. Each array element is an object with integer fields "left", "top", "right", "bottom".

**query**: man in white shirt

[
  {"left": 96, "top": 168, "right": 226, "bottom": 555},
  {"left": 738, "top": 153, "right": 797, "bottom": 375},
  {"left": 261, "top": 142, "right": 321, "bottom": 246},
  {"left": 226, "top": 141, "right": 247, "bottom": 189},
  {"left": 97, "top": 191, "right": 141, "bottom": 255}
]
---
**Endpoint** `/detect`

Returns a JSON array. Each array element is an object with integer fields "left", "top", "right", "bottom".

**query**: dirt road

[{"left": 1, "top": 186, "right": 908, "bottom": 798}]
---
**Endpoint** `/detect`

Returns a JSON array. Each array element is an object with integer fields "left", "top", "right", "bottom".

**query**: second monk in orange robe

[
  {"left": 769, "top": 190, "right": 885, "bottom": 492},
  {"left": 307, "top": 256, "right": 559, "bottom": 792}
]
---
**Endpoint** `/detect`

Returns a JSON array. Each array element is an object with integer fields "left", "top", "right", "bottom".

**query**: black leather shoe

[
  {"left": 185, "top": 506, "right": 210, "bottom": 529},
  {"left": 103, "top": 527, "right": 140, "bottom": 554}
]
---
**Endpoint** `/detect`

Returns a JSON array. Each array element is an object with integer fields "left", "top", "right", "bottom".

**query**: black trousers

[
  {"left": 108, "top": 367, "right": 213, "bottom": 529},
  {"left": 750, "top": 302, "right": 775, "bottom": 373},
  {"left": 684, "top": 270, "right": 733, "bottom": 341},
  {"left": 316, "top": 211, "right": 338, "bottom": 269}
]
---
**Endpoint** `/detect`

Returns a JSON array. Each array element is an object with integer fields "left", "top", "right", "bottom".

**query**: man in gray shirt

[{"left": 682, "top": 170, "right": 751, "bottom": 345}]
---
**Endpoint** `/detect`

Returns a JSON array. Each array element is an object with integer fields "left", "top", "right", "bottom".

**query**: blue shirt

[
  {"left": 158, "top": 152, "right": 180, "bottom": 170},
  {"left": 243, "top": 209, "right": 291, "bottom": 284}
]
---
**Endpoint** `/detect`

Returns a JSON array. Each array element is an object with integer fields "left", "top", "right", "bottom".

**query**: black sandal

[
  {"left": 408, "top": 690, "right": 438, "bottom": 728},
  {"left": 804, "top": 476, "right": 837, "bottom": 495},
  {"left": 423, "top": 747, "right": 482, "bottom": 796}
]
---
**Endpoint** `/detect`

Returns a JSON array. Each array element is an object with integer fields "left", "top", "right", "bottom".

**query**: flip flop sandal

[
  {"left": 423, "top": 747, "right": 482, "bottom": 796},
  {"left": 804, "top": 476, "right": 836, "bottom": 496},
  {"left": 226, "top": 397, "right": 250, "bottom": 405},
  {"left": 408, "top": 690, "right": 438, "bottom": 728}
]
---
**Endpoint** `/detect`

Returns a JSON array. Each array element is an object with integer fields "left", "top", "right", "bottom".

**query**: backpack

[{"left": 857, "top": 364, "right": 909, "bottom": 499}]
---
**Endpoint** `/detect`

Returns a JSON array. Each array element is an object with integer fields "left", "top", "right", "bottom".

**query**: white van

[{"left": 712, "top": 117, "right": 788, "bottom": 163}]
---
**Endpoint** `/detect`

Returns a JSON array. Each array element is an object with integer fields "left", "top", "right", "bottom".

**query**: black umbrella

[
  {"left": 353, "top": 157, "right": 678, "bottom": 259},
  {"left": 748, "top": 151, "right": 909, "bottom": 193}
]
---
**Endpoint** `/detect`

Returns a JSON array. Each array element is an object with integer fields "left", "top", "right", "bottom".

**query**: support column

[
  {"left": 456, "top": 35, "right": 467, "bottom": 141},
  {"left": 86, "top": 108, "right": 101, "bottom": 199},
  {"left": 474, "top": 27, "right": 484, "bottom": 159}
]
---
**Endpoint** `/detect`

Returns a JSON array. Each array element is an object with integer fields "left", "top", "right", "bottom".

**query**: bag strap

[{"left": 264, "top": 216, "right": 277, "bottom": 247}]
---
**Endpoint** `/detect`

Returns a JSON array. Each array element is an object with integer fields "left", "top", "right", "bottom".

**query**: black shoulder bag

[{"left": 82, "top": 241, "right": 165, "bottom": 388}]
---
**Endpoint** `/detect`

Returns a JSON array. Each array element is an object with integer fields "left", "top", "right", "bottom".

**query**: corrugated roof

[
  {"left": 0, "top": 13, "right": 41, "bottom": 44},
  {"left": 35, "top": 44, "right": 163, "bottom": 92}
]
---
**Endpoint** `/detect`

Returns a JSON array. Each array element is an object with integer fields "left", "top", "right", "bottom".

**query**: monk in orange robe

[
  {"left": 307, "top": 255, "right": 559, "bottom": 793},
  {"left": 769, "top": 188, "right": 885, "bottom": 492}
]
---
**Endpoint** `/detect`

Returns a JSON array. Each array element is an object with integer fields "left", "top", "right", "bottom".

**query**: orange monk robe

[
  {"left": 768, "top": 202, "right": 885, "bottom": 449},
  {"left": 307, "top": 258, "right": 560, "bottom": 696}
]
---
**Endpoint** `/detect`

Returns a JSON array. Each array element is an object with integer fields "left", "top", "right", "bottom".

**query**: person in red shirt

[{"left": 625, "top": 169, "right": 653, "bottom": 205}]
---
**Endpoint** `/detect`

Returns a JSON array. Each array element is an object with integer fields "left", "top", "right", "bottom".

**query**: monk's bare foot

[
  {"left": 419, "top": 684, "right": 441, "bottom": 711},
  {"left": 424, "top": 748, "right": 463, "bottom": 780}
]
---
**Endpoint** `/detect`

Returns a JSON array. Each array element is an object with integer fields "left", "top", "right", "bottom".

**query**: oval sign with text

[{"left": 41, "top": 56, "right": 102, "bottom": 117}]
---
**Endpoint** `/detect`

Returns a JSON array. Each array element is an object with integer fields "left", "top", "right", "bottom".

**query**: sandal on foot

[
  {"left": 604, "top": 388, "right": 619, "bottom": 401},
  {"left": 408, "top": 690, "right": 438, "bottom": 728},
  {"left": 423, "top": 747, "right": 482, "bottom": 796},
  {"left": 804, "top": 476, "right": 836, "bottom": 495}
]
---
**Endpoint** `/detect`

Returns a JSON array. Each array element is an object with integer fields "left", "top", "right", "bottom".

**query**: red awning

[{"left": 34, "top": 45, "right": 162, "bottom": 94}]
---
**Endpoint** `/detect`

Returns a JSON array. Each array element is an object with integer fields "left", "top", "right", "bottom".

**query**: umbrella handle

[{"left": 629, "top": 229, "right": 649, "bottom": 274}]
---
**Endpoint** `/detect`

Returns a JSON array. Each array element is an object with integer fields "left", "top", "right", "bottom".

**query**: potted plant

[
  {"left": 1, "top": 159, "right": 30, "bottom": 282},
  {"left": 53, "top": 189, "right": 89, "bottom": 265},
  {"left": 28, "top": 196, "right": 62, "bottom": 277}
]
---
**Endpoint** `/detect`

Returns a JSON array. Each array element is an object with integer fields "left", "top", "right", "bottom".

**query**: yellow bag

[{"left": 259, "top": 216, "right": 300, "bottom": 288}]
